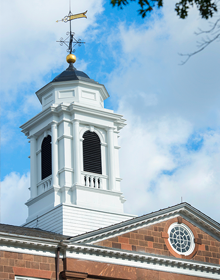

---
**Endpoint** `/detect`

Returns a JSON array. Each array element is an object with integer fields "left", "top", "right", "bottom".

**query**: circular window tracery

[{"left": 168, "top": 223, "right": 195, "bottom": 256}]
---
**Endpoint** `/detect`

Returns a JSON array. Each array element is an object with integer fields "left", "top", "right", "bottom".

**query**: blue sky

[{"left": 0, "top": 0, "right": 220, "bottom": 225}]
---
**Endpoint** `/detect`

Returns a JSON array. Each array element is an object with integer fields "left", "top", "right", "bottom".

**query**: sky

[{"left": 0, "top": 0, "right": 220, "bottom": 226}]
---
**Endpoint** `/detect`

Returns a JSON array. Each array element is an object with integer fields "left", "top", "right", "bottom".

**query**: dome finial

[{"left": 66, "top": 54, "right": 76, "bottom": 64}]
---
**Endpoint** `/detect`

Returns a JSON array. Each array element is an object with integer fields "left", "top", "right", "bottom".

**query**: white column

[
  {"left": 51, "top": 122, "right": 59, "bottom": 187},
  {"left": 107, "top": 127, "right": 115, "bottom": 190},
  {"left": 30, "top": 136, "right": 37, "bottom": 198},
  {"left": 72, "top": 120, "right": 81, "bottom": 185}
]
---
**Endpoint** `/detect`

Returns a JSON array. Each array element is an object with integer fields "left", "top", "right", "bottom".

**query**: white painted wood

[
  {"left": 107, "top": 128, "right": 115, "bottom": 191},
  {"left": 23, "top": 204, "right": 134, "bottom": 236},
  {"left": 51, "top": 122, "right": 59, "bottom": 187},
  {"left": 21, "top": 75, "right": 128, "bottom": 235},
  {"left": 30, "top": 136, "right": 37, "bottom": 198},
  {"left": 72, "top": 119, "right": 80, "bottom": 185}
]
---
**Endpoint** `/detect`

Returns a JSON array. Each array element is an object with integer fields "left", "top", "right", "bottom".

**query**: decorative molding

[
  {"left": 58, "top": 167, "right": 74, "bottom": 174},
  {"left": 64, "top": 244, "right": 220, "bottom": 280},
  {"left": 58, "top": 134, "right": 73, "bottom": 141}
]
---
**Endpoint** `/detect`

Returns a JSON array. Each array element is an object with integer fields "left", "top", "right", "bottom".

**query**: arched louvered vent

[
  {"left": 41, "top": 135, "right": 52, "bottom": 180},
  {"left": 83, "top": 131, "right": 102, "bottom": 174}
]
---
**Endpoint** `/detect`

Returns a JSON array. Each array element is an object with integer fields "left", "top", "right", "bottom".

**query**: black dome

[{"left": 52, "top": 63, "right": 91, "bottom": 83}]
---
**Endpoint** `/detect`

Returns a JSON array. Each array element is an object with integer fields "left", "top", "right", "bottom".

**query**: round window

[{"left": 168, "top": 223, "right": 195, "bottom": 256}]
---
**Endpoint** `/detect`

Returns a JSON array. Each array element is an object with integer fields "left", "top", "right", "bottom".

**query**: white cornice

[
  {"left": 20, "top": 102, "right": 126, "bottom": 135},
  {"left": 0, "top": 232, "right": 60, "bottom": 249},
  {"left": 64, "top": 243, "right": 220, "bottom": 279},
  {"left": 1, "top": 231, "right": 219, "bottom": 279},
  {"left": 69, "top": 203, "right": 220, "bottom": 244}
]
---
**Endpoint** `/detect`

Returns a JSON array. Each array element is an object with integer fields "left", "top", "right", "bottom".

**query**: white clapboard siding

[{"left": 24, "top": 204, "right": 135, "bottom": 237}]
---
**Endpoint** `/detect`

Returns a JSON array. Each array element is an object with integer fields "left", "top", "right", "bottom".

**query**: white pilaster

[
  {"left": 72, "top": 120, "right": 81, "bottom": 185},
  {"left": 51, "top": 122, "right": 59, "bottom": 187},
  {"left": 30, "top": 136, "right": 37, "bottom": 198},
  {"left": 107, "top": 127, "right": 115, "bottom": 190}
]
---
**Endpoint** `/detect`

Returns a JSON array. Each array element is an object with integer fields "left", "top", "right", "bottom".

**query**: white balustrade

[
  {"left": 84, "top": 174, "right": 102, "bottom": 189},
  {"left": 81, "top": 172, "right": 108, "bottom": 190},
  {"left": 37, "top": 176, "right": 52, "bottom": 195}
]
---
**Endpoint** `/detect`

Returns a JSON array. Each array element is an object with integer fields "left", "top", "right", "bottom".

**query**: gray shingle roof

[{"left": 0, "top": 224, "right": 70, "bottom": 240}]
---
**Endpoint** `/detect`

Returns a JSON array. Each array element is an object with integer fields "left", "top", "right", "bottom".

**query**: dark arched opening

[
  {"left": 83, "top": 131, "right": 102, "bottom": 174},
  {"left": 41, "top": 135, "right": 52, "bottom": 180}
]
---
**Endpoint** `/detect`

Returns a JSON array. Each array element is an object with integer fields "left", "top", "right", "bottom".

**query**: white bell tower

[{"left": 21, "top": 58, "right": 134, "bottom": 236}]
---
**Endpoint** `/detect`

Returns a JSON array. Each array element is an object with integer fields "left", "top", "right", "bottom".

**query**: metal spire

[{"left": 56, "top": 3, "right": 87, "bottom": 56}]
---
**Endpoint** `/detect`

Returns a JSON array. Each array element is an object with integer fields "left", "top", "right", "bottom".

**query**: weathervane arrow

[{"left": 56, "top": 11, "right": 87, "bottom": 23}]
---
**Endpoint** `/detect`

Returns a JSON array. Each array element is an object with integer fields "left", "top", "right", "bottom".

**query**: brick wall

[
  {"left": 0, "top": 251, "right": 63, "bottom": 280},
  {"left": 95, "top": 216, "right": 220, "bottom": 265}
]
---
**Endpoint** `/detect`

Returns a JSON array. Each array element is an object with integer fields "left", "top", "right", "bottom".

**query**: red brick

[
  {"left": 202, "top": 251, "right": 212, "bottom": 257},
  {"left": 26, "top": 261, "right": 31, "bottom": 268},
  {"left": 41, "top": 256, "right": 48, "bottom": 263},
  {"left": 0, "top": 259, "right": 8, "bottom": 266},
  {"left": 15, "top": 259, "right": 26, "bottom": 267},
  {"left": 48, "top": 258, "right": 55, "bottom": 264},
  {"left": 194, "top": 256, "right": 205, "bottom": 262},
  {"left": 34, "top": 255, "right": 41, "bottom": 262},
  {"left": 121, "top": 244, "right": 132, "bottom": 251},
  {"left": 135, "top": 234, "right": 144, "bottom": 240},
  {"left": 129, "top": 239, "right": 139, "bottom": 245},
  {"left": 132, "top": 245, "right": 136, "bottom": 251},
  {"left": 153, "top": 232, "right": 161, "bottom": 237},
  {"left": 108, "top": 237, "right": 118, "bottom": 242},
  {"left": 40, "top": 263, "right": 50, "bottom": 270},
  {"left": 30, "top": 262, "right": 39, "bottom": 269},
  {"left": 210, "top": 246, "right": 218, "bottom": 252},
  {"left": 153, "top": 243, "right": 163, "bottom": 249},
  {"left": 136, "top": 246, "right": 145, "bottom": 252},
  {"left": 112, "top": 242, "right": 121, "bottom": 249},
  {"left": 138, "top": 240, "right": 148, "bottom": 247},
  {"left": 145, "top": 236, "right": 154, "bottom": 242},
  {"left": 138, "top": 229, "right": 148, "bottom": 235},
  {"left": 4, "top": 252, "right": 17, "bottom": 259},
  {"left": 0, "top": 251, "right": 3, "bottom": 257},
  {"left": 17, "top": 253, "right": 23, "bottom": 259},
  {"left": 0, "top": 266, "right": 3, "bottom": 272},
  {"left": 23, "top": 254, "right": 34, "bottom": 261},
  {"left": 50, "top": 264, "right": 56, "bottom": 271},
  {"left": 9, "top": 273, "right": 14, "bottom": 279},
  {"left": 8, "top": 259, "right": 14, "bottom": 266},
  {"left": 122, "top": 233, "right": 130, "bottom": 238},
  {"left": 161, "top": 232, "right": 169, "bottom": 238},
  {"left": 118, "top": 236, "right": 129, "bottom": 244},
  {"left": 4, "top": 266, "right": 13, "bottom": 273},
  {"left": 0, "top": 272, "right": 8, "bottom": 279},
  {"left": 210, "top": 258, "right": 219, "bottom": 264},
  {"left": 102, "top": 241, "right": 112, "bottom": 247},
  {"left": 199, "top": 244, "right": 206, "bottom": 251},
  {"left": 148, "top": 241, "right": 153, "bottom": 248}
]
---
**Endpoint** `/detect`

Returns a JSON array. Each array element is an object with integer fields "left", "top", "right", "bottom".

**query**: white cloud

[
  {"left": 0, "top": 0, "right": 104, "bottom": 101},
  {"left": 0, "top": 172, "right": 30, "bottom": 226},
  {"left": 104, "top": 1, "right": 220, "bottom": 221}
]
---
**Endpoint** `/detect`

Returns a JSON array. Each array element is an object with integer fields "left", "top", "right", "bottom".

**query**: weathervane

[{"left": 56, "top": 0, "right": 87, "bottom": 64}]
